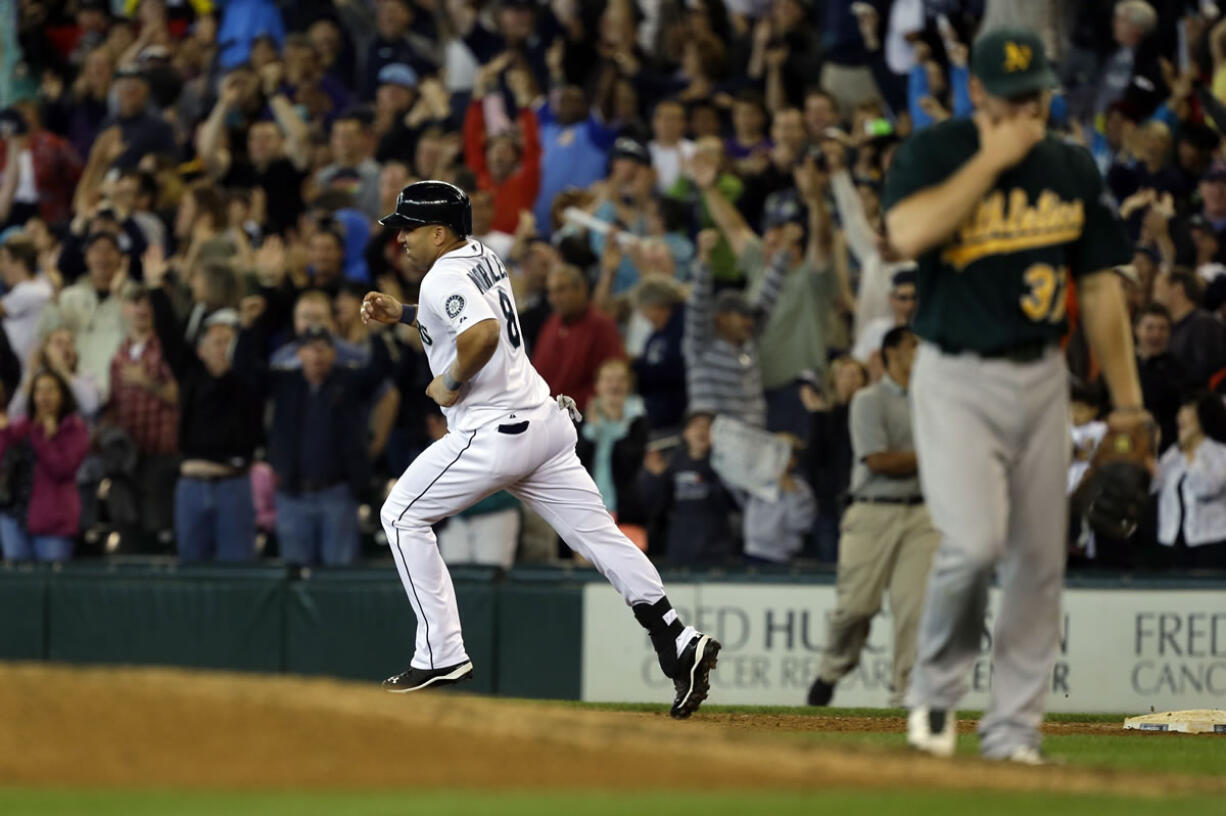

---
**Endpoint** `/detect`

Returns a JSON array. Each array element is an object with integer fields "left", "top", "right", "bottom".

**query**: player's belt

[
  {"left": 979, "top": 341, "right": 1052, "bottom": 364},
  {"left": 854, "top": 496, "right": 924, "bottom": 506}
]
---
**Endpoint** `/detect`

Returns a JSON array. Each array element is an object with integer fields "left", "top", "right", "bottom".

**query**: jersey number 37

[{"left": 1020, "top": 263, "right": 1068, "bottom": 323}]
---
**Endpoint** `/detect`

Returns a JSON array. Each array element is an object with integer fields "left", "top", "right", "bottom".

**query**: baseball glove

[{"left": 1072, "top": 422, "right": 1156, "bottom": 539}]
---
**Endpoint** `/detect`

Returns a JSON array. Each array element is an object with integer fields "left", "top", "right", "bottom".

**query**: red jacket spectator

[
  {"left": 0, "top": 130, "right": 83, "bottom": 225},
  {"left": 533, "top": 304, "right": 625, "bottom": 412},
  {"left": 0, "top": 415, "right": 90, "bottom": 537},
  {"left": 463, "top": 100, "right": 541, "bottom": 234}
]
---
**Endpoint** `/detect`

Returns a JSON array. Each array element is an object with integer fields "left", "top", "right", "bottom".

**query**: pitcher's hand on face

[
  {"left": 426, "top": 374, "right": 459, "bottom": 407},
  {"left": 974, "top": 110, "right": 1045, "bottom": 174},
  {"left": 361, "top": 291, "right": 403, "bottom": 325}
]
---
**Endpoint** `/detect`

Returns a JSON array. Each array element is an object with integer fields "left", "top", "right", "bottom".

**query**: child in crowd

[
  {"left": 741, "top": 434, "right": 816, "bottom": 564},
  {"left": 638, "top": 411, "right": 735, "bottom": 565}
]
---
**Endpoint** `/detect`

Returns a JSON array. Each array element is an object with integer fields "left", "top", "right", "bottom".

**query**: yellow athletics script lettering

[
  {"left": 940, "top": 189, "right": 1084, "bottom": 270},
  {"left": 1004, "top": 42, "right": 1032, "bottom": 72}
]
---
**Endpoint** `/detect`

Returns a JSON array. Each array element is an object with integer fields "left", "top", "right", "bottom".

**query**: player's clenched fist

[
  {"left": 425, "top": 374, "right": 460, "bottom": 408},
  {"left": 362, "top": 291, "right": 403, "bottom": 325},
  {"left": 974, "top": 111, "right": 1045, "bottom": 173}
]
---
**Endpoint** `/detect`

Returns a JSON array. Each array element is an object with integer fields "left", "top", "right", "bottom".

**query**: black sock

[{"left": 632, "top": 597, "right": 686, "bottom": 678}]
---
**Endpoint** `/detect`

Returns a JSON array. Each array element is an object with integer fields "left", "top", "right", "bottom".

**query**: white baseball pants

[
  {"left": 437, "top": 508, "right": 521, "bottom": 570},
  {"left": 381, "top": 400, "right": 668, "bottom": 670}
]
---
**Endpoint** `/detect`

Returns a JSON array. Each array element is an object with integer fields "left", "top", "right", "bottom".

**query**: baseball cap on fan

[
  {"left": 378, "top": 63, "right": 419, "bottom": 89},
  {"left": 970, "top": 28, "right": 1057, "bottom": 100},
  {"left": 610, "top": 137, "right": 651, "bottom": 165}
]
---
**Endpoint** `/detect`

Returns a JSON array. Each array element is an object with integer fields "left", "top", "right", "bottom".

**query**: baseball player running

[
  {"left": 881, "top": 29, "right": 1150, "bottom": 762},
  {"left": 362, "top": 181, "right": 720, "bottom": 718}
]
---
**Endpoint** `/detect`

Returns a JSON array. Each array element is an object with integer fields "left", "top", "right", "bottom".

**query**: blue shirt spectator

[
  {"left": 217, "top": 0, "right": 286, "bottom": 71},
  {"left": 534, "top": 96, "right": 618, "bottom": 237},
  {"left": 908, "top": 56, "right": 972, "bottom": 131}
]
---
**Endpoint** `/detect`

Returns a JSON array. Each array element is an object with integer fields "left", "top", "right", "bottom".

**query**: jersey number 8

[
  {"left": 1020, "top": 263, "right": 1068, "bottom": 324},
  {"left": 498, "top": 289, "right": 522, "bottom": 349}
]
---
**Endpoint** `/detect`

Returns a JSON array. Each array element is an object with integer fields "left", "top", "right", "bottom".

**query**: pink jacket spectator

[{"left": 0, "top": 415, "right": 90, "bottom": 537}]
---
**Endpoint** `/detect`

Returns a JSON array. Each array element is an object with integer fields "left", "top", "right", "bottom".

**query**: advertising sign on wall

[{"left": 581, "top": 584, "right": 1226, "bottom": 712}]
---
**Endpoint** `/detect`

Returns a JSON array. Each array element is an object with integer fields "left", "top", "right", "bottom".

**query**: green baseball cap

[{"left": 970, "top": 28, "right": 1057, "bottom": 100}]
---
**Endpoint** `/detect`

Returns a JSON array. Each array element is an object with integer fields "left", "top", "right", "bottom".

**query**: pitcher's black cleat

[
  {"left": 807, "top": 677, "right": 834, "bottom": 706},
  {"left": 670, "top": 634, "right": 720, "bottom": 719},
  {"left": 383, "top": 660, "right": 474, "bottom": 693}
]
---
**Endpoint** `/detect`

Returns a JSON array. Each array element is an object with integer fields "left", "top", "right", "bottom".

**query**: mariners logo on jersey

[{"left": 445, "top": 294, "right": 466, "bottom": 318}]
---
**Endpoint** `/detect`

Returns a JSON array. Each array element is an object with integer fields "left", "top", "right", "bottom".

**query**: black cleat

[
  {"left": 806, "top": 677, "right": 834, "bottom": 706},
  {"left": 670, "top": 634, "right": 720, "bottom": 719},
  {"left": 382, "top": 660, "right": 474, "bottom": 693}
]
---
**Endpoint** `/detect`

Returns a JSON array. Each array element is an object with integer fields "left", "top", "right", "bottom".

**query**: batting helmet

[{"left": 378, "top": 180, "right": 472, "bottom": 236}]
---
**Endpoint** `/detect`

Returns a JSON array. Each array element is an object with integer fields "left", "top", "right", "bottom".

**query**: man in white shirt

[
  {"left": 853, "top": 269, "right": 917, "bottom": 379},
  {"left": 0, "top": 235, "right": 53, "bottom": 368},
  {"left": 648, "top": 99, "right": 695, "bottom": 192},
  {"left": 362, "top": 181, "right": 720, "bottom": 716}
]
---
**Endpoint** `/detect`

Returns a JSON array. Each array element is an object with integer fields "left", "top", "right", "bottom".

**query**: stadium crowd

[{"left": 0, "top": 0, "right": 1222, "bottom": 570}]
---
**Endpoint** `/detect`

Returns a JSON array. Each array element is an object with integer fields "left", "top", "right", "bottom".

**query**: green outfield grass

[
  {"left": 757, "top": 729, "right": 1226, "bottom": 776},
  {"left": 559, "top": 702, "right": 1225, "bottom": 777},
  {"left": 551, "top": 701, "right": 1133, "bottom": 723},
  {"left": 1, "top": 789, "right": 1222, "bottom": 816}
]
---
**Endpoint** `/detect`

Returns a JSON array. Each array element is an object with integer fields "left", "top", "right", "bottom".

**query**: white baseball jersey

[
  {"left": 416, "top": 239, "right": 551, "bottom": 432},
  {"left": 381, "top": 239, "right": 674, "bottom": 673}
]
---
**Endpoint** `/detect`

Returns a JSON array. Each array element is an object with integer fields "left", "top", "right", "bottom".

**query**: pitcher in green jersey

[{"left": 881, "top": 27, "right": 1152, "bottom": 764}]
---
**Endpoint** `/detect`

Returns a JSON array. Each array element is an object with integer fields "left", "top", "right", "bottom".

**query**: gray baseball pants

[{"left": 905, "top": 342, "right": 1070, "bottom": 758}]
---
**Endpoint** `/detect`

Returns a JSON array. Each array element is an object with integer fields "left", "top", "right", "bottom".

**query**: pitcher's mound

[{"left": 0, "top": 662, "right": 1218, "bottom": 796}]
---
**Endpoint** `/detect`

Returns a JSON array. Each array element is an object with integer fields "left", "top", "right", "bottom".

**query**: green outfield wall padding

[
  {"left": 6, "top": 562, "right": 1226, "bottom": 702},
  {"left": 0, "top": 571, "right": 47, "bottom": 659},
  {"left": 495, "top": 582, "right": 583, "bottom": 699},
  {"left": 46, "top": 568, "right": 285, "bottom": 671},
  {"left": 283, "top": 570, "right": 498, "bottom": 693}
]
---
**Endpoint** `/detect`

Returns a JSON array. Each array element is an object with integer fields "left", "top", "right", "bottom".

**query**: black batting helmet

[{"left": 378, "top": 180, "right": 472, "bottom": 236}]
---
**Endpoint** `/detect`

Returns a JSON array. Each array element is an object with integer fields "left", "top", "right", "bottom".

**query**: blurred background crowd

[{"left": 0, "top": 0, "right": 1222, "bottom": 571}]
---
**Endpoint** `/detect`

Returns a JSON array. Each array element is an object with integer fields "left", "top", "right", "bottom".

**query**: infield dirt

[{"left": 0, "top": 663, "right": 1219, "bottom": 796}]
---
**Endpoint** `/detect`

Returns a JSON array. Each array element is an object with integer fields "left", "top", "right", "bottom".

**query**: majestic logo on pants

[{"left": 446, "top": 295, "right": 465, "bottom": 318}]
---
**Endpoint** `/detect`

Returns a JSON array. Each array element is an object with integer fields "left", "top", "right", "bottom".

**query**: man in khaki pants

[{"left": 807, "top": 327, "right": 938, "bottom": 707}]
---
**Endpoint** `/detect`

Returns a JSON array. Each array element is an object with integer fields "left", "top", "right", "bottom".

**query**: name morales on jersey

[
  {"left": 941, "top": 188, "right": 1084, "bottom": 270},
  {"left": 465, "top": 257, "right": 508, "bottom": 294}
]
